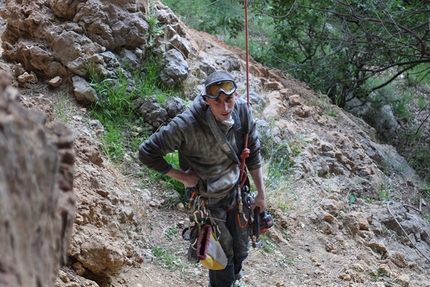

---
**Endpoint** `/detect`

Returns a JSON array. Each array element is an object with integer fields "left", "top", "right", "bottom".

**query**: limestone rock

[
  {"left": 0, "top": 75, "right": 75, "bottom": 287},
  {"left": 72, "top": 76, "right": 99, "bottom": 103},
  {"left": 49, "top": 76, "right": 63, "bottom": 87}
]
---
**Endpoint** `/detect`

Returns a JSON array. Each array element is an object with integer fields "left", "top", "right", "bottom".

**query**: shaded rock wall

[{"left": 0, "top": 72, "right": 75, "bottom": 287}]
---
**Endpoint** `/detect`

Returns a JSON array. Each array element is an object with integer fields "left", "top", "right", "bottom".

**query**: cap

[
  {"left": 202, "top": 71, "right": 237, "bottom": 98},
  {"left": 204, "top": 71, "right": 235, "bottom": 87}
]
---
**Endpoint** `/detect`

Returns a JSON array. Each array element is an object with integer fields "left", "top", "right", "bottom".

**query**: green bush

[{"left": 88, "top": 56, "right": 174, "bottom": 162}]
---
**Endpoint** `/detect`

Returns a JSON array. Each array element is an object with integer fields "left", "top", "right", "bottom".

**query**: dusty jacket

[{"left": 138, "top": 95, "right": 261, "bottom": 199}]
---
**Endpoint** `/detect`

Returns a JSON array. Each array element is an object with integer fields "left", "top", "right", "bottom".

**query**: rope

[
  {"left": 386, "top": 201, "right": 430, "bottom": 263},
  {"left": 244, "top": 0, "right": 250, "bottom": 110},
  {"left": 239, "top": 0, "right": 250, "bottom": 188}
]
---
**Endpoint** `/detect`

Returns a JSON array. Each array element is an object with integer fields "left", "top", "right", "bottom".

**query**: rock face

[
  {"left": 0, "top": 0, "right": 150, "bottom": 79},
  {"left": 0, "top": 72, "right": 75, "bottom": 287},
  {"left": 0, "top": 0, "right": 194, "bottom": 100}
]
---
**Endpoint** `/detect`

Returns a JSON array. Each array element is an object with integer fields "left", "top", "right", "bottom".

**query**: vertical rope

[
  {"left": 239, "top": 0, "right": 250, "bottom": 188},
  {"left": 244, "top": 0, "right": 250, "bottom": 109}
]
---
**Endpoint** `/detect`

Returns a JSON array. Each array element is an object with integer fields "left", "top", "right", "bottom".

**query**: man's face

[{"left": 205, "top": 92, "right": 238, "bottom": 122}]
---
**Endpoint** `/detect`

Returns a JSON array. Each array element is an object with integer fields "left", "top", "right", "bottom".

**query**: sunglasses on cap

[{"left": 204, "top": 80, "right": 237, "bottom": 99}]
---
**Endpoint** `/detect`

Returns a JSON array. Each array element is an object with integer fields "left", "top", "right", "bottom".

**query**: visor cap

[{"left": 202, "top": 71, "right": 236, "bottom": 98}]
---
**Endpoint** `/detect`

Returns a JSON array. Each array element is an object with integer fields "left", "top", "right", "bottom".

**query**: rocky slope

[{"left": 0, "top": 0, "right": 429, "bottom": 286}]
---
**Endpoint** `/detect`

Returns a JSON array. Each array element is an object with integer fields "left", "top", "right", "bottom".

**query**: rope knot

[
  {"left": 239, "top": 148, "right": 250, "bottom": 188},
  {"left": 240, "top": 148, "right": 250, "bottom": 160}
]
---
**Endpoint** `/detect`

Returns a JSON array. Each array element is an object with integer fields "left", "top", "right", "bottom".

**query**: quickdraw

[{"left": 185, "top": 189, "right": 223, "bottom": 240}]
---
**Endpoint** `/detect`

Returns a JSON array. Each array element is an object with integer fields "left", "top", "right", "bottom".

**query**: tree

[{"left": 257, "top": 0, "right": 430, "bottom": 107}]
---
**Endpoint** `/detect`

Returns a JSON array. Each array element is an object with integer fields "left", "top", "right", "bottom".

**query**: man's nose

[{"left": 222, "top": 101, "right": 229, "bottom": 111}]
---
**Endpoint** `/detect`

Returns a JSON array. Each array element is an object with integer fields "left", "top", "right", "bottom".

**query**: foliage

[
  {"left": 88, "top": 54, "right": 190, "bottom": 208},
  {"left": 377, "top": 183, "right": 393, "bottom": 202},
  {"left": 259, "top": 127, "right": 299, "bottom": 210},
  {"left": 423, "top": 184, "right": 430, "bottom": 201},
  {"left": 370, "top": 267, "right": 390, "bottom": 281},
  {"left": 89, "top": 66, "right": 136, "bottom": 161},
  {"left": 404, "top": 63, "right": 430, "bottom": 87},
  {"left": 261, "top": 0, "right": 430, "bottom": 183},
  {"left": 146, "top": 3, "right": 165, "bottom": 46},
  {"left": 164, "top": 226, "right": 179, "bottom": 241},
  {"left": 422, "top": 214, "right": 430, "bottom": 223},
  {"left": 266, "top": 144, "right": 292, "bottom": 184},
  {"left": 161, "top": 0, "right": 430, "bottom": 184},
  {"left": 88, "top": 56, "right": 174, "bottom": 162},
  {"left": 150, "top": 246, "right": 186, "bottom": 271},
  {"left": 159, "top": 0, "right": 430, "bottom": 129},
  {"left": 52, "top": 93, "right": 72, "bottom": 123},
  {"left": 403, "top": 142, "right": 430, "bottom": 182},
  {"left": 263, "top": 0, "right": 430, "bottom": 108},
  {"left": 277, "top": 256, "right": 295, "bottom": 268},
  {"left": 363, "top": 195, "right": 375, "bottom": 203},
  {"left": 348, "top": 193, "right": 357, "bottom": 204},
  {"left": 259, "top": 234, "right": 277, "bottom": 252},
  {"left": 259, "top": 127, "right": 294, "bottom": 192}
]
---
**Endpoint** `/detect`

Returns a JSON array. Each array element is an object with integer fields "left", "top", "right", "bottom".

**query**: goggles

[{"left": 204, "top": 80, "right": 237, "bottom": 99}]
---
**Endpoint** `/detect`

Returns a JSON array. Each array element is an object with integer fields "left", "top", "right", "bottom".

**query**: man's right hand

[{"left": 182, "top": 168, "right": 198, "bottom": 187}]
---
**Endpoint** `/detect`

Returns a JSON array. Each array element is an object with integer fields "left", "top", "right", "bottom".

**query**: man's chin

[{"left": 218, "top": 116, "right": 230, "bottom": 121}]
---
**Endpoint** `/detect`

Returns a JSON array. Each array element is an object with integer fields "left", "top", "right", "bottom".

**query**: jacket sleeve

[{"left": 138, "top": 118, "right": 185, "bottom": 174}]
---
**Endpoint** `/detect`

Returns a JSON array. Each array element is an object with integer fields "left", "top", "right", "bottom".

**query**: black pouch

[{"left": 183, "top": 224, "right": 200, "bottom": 263}]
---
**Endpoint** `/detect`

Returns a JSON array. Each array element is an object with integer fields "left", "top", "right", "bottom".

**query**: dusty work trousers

[{"left": 208, "top": 190, "right": 250, "bottom": 287}]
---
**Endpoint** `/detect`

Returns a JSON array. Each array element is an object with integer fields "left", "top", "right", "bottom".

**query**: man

[{"left": 138, "top": 71, "right": 266, "bottom": 287}]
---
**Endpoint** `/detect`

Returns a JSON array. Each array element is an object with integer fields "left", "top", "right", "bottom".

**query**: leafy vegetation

[
  {"left": 377, "top": 183, "right": 394, "bottom": 202},
  {"left": 277, "top": 255, "right": 295, "bottom": 268},
  {"left": 422, "top": 184, "right": 430, "bottom": 202},
  {"left": 150, "top": 246, "right": 187, "bottom": 271},
  {"left": 258, "top": 127, "right": 301, "bottom": 211},
  {"left": 163, "top": 0, "right": 430, "bottom": 106},
  {"left": 347, "top": 193, "right": 357, "bottom": 205},
  {"left": 259, "top": 124, "right": 305, "bottom": 190},
  {"left": 87, "top": 53, "right": 194, "bottom": 206},
  {"left": 422, "top": 214, "right": 430, "bottom": 223},
  {"left": 259, "top": 234, "right": 277, "bottom": 252},
  {"left": 146, "top": 4, "right": 165, "bottom": 47},
  {"left": 164, "top": 226, "right": 179, "bottom": 241},
  {"left": 88, "top": 56, "right": 172, "bottom": 162},
  {"left": 52, "top": 93, "right": 73, "bottom": 122}
]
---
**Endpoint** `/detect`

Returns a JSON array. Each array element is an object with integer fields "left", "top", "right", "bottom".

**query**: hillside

[{"left": 1, "top": 1, "right": 430, "bottom": 287}]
